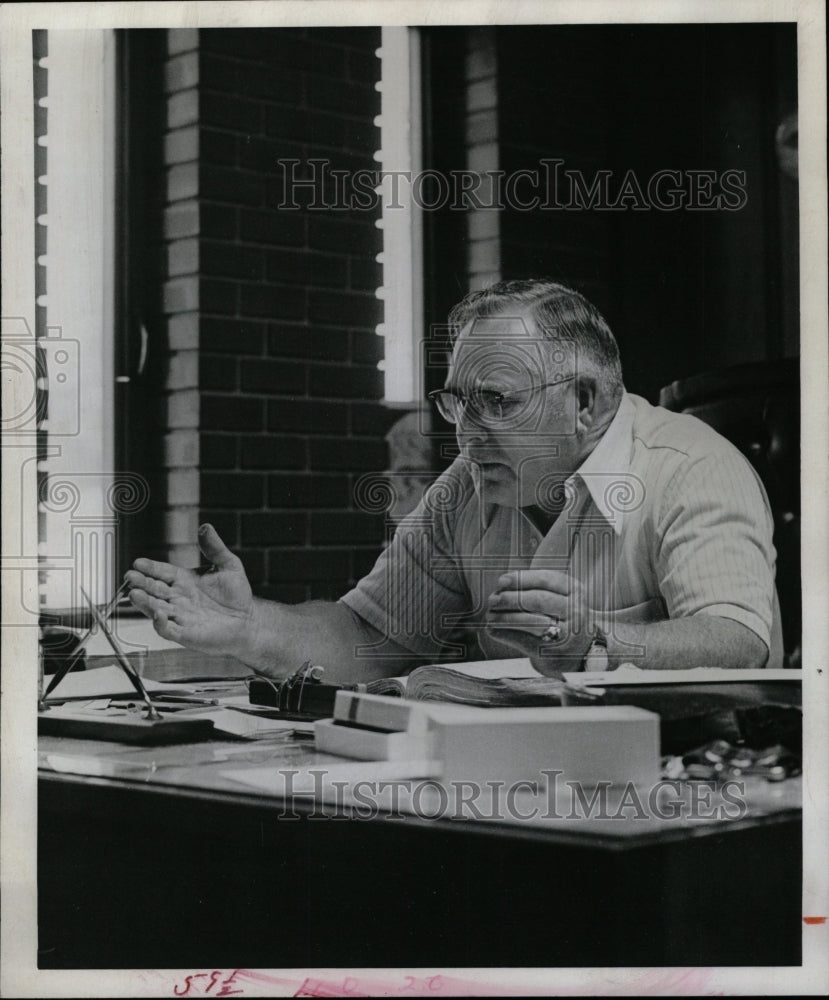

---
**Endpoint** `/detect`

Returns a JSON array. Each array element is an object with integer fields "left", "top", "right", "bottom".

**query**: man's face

[{"left": 445, "top": 311, "right": 581, "bottom": 507}]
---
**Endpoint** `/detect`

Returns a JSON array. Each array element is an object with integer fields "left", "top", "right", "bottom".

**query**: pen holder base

[{"left": 38, "top": 711, "right": 215, "bottom": 745}]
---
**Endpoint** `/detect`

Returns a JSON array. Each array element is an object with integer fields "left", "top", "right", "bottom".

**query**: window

[
  {"left": 375, "top": 27, "right": 424, "bottom": 406},
  {"left": 35, "top": 29, "right": 118, "bottom": 607}
]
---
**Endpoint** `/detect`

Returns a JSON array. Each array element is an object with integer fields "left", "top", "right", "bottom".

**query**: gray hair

[{"left": 447, "top": 278, "right": 624, "bottom": 399}]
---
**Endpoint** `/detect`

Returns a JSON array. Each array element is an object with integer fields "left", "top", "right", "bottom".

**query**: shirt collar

[{"left": 565, "top": 392, "right": 636, "bottom": 535}]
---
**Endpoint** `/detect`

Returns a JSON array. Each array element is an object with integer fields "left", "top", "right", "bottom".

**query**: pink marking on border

[
  {"left": 159, "top": 966, "right": 726, "bottom": 999},
  {"left": 290, "top": 974, "right": 531, "bottom": 997}
]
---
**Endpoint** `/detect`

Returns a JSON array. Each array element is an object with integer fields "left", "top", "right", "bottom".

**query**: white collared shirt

[{"left": 342, "top": 393, "right": 781, "bottom": 667}]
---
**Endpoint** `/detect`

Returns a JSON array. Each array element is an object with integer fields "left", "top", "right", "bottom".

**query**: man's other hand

[
  {"left": 486, "top": 568, "right": 593, "bottom": 675},
  {"left": 126, "top": 523, "right": 255, "bottom": 656}
]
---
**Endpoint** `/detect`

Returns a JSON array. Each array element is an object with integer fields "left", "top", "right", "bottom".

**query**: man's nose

[{"left": 455, "top": 405, "right": 490, "bottom": 449}]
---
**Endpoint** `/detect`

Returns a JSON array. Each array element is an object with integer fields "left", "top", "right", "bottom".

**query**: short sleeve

[
  {"left": 654, "top": 446, "right": 776, "bottom": 648},
  {"left": 340, "top": 463, "right": 477, "bottom": 658}
]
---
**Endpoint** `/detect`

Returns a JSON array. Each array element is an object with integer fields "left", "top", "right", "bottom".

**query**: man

[{"left": 127, "top": 279, "right": 782, "bottom": 680}]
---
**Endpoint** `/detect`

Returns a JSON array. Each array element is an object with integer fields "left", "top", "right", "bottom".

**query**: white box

[
  {"left": 314, "top": 718, "right": 434, "bottom": 762},
  {"left": 314, "top": 693, "right": 660, "bottom": 787},
  {"left": 422, "top": 703, "right": 660, "bottom": 788},
  {"left": 314, "top": 691, "right": 434, "bottom": 761}
]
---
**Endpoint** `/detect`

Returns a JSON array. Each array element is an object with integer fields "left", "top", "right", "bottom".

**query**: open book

[
  {"left": 366, "top": 658, "right": 567, "bottom": 707},
  {"left": 364, "top": 659, "right": 801, "bottom": 709}
]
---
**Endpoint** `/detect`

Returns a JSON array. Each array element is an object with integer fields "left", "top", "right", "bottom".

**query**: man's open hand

[{"left": 126, "top": 523, "right": 255, "bottom": 657}]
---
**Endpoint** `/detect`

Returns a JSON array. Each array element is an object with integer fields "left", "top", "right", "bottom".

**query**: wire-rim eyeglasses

[{"left": 427, "top": 375, "right": 576, "bottom": 425}]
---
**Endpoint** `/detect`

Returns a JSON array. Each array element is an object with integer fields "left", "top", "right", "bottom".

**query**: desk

[{"left": 38, "top": 653, "right": 802, "bottom": 970}]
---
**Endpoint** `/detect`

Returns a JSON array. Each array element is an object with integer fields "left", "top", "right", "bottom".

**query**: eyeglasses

[{"left": 428, "top": 376, "right": 576, "bottom": 425}]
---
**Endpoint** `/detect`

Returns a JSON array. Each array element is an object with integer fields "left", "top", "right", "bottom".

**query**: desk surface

[
  {"left": 38, "top": 648, "right": 804, "bottom": 968},
  {"left": 40, "top": 641, "right": 802, "bottom": 849},
  {"left": 38, "top": 730, "right": 802, "bottom": 851}
]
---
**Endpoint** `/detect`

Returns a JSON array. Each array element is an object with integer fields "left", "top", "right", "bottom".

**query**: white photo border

[{"left": 2, "top": 1, "right": 826, "bottom": 996}]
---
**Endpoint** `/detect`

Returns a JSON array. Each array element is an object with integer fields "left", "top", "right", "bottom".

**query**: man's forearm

[
  {"left": 239, "top": 597, "right": 424, "bottom": 683},
  {"left": 604, "top": 614, "right": 769, "bottom": 671}
]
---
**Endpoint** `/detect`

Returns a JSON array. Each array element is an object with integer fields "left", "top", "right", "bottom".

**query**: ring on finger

[{"left": 541, "top": 620, "right": 561, "bottom": 643}]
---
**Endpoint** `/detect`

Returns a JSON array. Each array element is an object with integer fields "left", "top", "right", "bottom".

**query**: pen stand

[
  {"left": 38, "top": 639, "right": 161, "bottom": 720},
  {"left": 37, "top": 622, "right": 215, "bottom": 745},
  {"left": 38, "top": 667, "right": 217, "bottom": 744}
]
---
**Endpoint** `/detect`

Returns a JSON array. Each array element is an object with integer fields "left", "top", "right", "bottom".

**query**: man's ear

[{"left": 575, "top": 375, "right": 599, "bottom": 428}]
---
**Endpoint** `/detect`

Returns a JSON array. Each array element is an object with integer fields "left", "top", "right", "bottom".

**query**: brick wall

[
  {"left": 161, "top": 27, "right": 393, "bottom": 602},
  {"left": 162, "top": 29, "right": 201, "bottom": 571}
]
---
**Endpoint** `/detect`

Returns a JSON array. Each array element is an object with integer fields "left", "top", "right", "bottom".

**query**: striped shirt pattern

[{"left": 341, "top": 393, "right": 781, "bottom": 667}]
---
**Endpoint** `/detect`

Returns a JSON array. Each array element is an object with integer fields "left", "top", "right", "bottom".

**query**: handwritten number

[
  {"left": 173, "top": 971, "right": 244, "bottom": 998},
  {"left": 218, "top": 970, "right": 244, "bottom": 998},
  {"left": 174, "top": 973, "right": 207, "bottom": 997}
]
